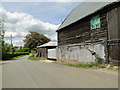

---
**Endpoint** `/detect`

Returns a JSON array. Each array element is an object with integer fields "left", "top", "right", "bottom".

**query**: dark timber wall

[
  {"left": 37, "top": 48, "right": 48, "bottom": 58},
  {"left": 107, "top": 6, "right": 120, "bottom": 65},
  {"left": 58, "top": 13, "right": 108, "bottom": 46}
]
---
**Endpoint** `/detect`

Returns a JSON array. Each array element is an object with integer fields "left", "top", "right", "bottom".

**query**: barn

[
  {"left": 37, "top": 41, "right": 57, "bottom": 60},
  {"left": 56, "top": 1, "right": 120, "bottom": 65}
]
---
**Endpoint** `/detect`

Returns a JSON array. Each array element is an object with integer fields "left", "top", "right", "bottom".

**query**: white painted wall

[{"left": 58, "top": 44, "right": 105, "bottom": 62}]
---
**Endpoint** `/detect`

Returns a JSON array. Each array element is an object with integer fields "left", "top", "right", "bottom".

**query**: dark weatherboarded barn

[
  {"left": 56, "top": 1, "right": 120, "bottom": 65},
  {"left": 37, "top": 41, "right": 57, "bottom": 60}
]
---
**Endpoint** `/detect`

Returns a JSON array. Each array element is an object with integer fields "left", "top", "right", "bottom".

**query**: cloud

[
  {"left": 2, "top": 0, "right": 84, "bottom": 2},
  {"left": 2, "top": 0, "right": 118, "bottom": 2},
  {"left": 0, "top": 7, "right": 60, "bottom": 46}
]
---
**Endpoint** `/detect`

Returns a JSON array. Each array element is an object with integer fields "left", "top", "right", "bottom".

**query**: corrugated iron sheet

[
  {"left": 48, "top": 49, "right": 56, "bottom": 59},
  {"left": 37, "top": 41, "right": 57, "bottom": 48}
]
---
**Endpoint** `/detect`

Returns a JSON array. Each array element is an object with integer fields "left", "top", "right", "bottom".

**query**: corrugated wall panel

[{"left": 48, "top": 49, "right": 56, "bottom": 59}]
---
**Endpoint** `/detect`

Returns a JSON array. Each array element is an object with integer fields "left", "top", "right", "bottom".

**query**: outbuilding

[
  {"left": 37, "top": 41, "right": 57, "bottom": 60},
  {"left": 56, "top": 1, "right": 120, "bottom": 65}
]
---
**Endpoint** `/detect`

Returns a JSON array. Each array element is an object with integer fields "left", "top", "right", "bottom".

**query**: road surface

[{"left": 2, "top": 56, "right": 118, "bottom": 88}]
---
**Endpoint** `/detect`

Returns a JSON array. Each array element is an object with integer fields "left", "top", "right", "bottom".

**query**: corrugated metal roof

[
  {"left": 37, "top": 41, "right": 57, "bottom": 48},
  {"left": 57, "top": 1, "right": 119, "bottom": 31}
]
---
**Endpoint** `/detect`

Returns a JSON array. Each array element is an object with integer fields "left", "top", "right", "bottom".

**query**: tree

[
  {"left": 0, "top": 20, "right": 6, "bottom": 55},
  {"left": 0, "top": 20, "right": 13, "bottom": 55},
  {"left": 15, "top": 47, "right": 30, "bottom": 53},
  {"left": 24, "top": 31, "right": 50, "bottom": 51}
]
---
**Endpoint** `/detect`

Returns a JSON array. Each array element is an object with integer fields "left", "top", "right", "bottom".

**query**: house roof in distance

[
  {"left": 57, "top": 0, "right": 119, "bottom": 31},
  {"left": 37, "top": 41, "right": 57, "bottom": 48}
]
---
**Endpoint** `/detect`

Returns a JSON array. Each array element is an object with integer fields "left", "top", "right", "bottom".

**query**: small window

[{"left": 91, "top": 15, "right": 100, "bottom": 30}]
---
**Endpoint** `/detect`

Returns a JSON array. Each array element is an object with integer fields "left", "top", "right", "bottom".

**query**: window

[{"left": 91, "top": 15, "right": 100, "bottom": 30}]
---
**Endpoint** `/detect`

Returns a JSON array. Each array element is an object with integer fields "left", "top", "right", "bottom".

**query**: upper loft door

[{"left": 107, "top": 8, "right": 119, "bottom": 40}]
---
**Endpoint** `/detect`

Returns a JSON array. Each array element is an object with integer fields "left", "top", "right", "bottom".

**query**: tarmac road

[{"left": 2, "top": 55, "right": 118, "bottom": 88}]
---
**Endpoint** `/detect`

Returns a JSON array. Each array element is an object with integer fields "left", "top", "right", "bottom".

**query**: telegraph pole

[
  {"left": 11, "top": 34, "right": 12, "bottom": 45},
  {"left": 10, "top": 34, "right": 13, "bottom": 54}
]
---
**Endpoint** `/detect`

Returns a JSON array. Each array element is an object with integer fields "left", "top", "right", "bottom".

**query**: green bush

[
  {"left": 95, "top": 57, "right": 104, "bottom": 64},
  {"left": 15, "top": 48, "right": 30, "bottom": 52}
]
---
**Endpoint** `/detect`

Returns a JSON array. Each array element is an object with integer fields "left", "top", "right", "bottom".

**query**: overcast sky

[{"left": 1, "top": 2, "right": 82, "bottom": 46}]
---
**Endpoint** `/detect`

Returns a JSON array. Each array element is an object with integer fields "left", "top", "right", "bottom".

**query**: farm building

[
  {"left": 37, "top": 41, "right": 57, "bottom": 60},
  {"left": 56, "top": 1, "right": 120, "bottom": 65}
]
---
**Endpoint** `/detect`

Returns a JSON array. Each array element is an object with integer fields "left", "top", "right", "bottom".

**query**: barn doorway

[{"left": 107, "top": 6, "right": 120, "bottom": 66}]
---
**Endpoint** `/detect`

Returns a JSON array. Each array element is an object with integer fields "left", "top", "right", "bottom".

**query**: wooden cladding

[
  {"left": 107, "top": 6, "right": 120, "bottom": 65},
  {"left": 107, "top": 8, "right": 119, "bottom": 40},
  {"left": 58, "top": 13, "right": 108, "bottom": 46}
]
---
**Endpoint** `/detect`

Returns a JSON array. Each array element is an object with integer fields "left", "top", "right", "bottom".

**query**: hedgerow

[{"left": 2, "top": 52, "right": 29, "bottom": 60}]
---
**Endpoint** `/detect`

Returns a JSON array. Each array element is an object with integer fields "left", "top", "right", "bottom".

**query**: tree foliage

[
  {"left": 1, "top": 21, "right": 30, "bottom": 60},
  {"left": 0, "top": 21, "right": 7, "bottom": 55},
  {"left": 16, "top": 47, "right": 30, "bottom": 52},
  {"left": 24, "top": 31, "right": 50, "bottom": 50}
]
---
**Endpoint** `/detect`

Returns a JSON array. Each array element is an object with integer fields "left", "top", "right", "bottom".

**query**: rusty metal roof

[
  {"left": 37, "top": 41, "right": 57, "bottom": 48},
  {"left": 57, "top": 0, "right": 119, "bottom": 31}
]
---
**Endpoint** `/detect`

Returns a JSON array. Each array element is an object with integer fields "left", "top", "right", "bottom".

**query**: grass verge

[
  {"left": 53, "top": 60, "right": 106, "bottom": 69},
  {"left": 61, "top": 62, "right": 106, "bottom": 69},
  {"left": 12, "top": 55, "right": 28, "bottom": 60},
  {"left": 2, "top": 54, "right": 29, "bottom": 60},
  {"left": 53, "top": 61, "right": 118, "bottom": 71},
  {"left": 28, "top": 56, "right": 46, "bottom": 61}
]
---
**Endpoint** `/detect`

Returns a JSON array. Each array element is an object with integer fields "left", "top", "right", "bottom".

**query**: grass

[
  {"left": 62, "top": 62, "right": 106, "bottom": 69},
  {"left": 52, "top": 61, "right": 57, "bottom": 63},
  {"left": 54, "top": 60, "right": 119, "bottom": 71},
  {"left": 54, "top": 60, "right": 106, "bottom": 69},
  {"left": 28, "top": 56, "right": 46, "bottom": 61},
  {"left": 2, "top": 52, "right": 30, "bottom": 60},
  {"left": 12, "top": 55, "right": 28, "bottom": 60},
  {"left": 2, "top": 54, "right": 29, "bottom": 60}
]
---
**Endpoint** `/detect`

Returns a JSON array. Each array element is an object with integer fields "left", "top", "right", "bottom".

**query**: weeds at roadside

[
  {"left": 28, "top": 55, "right": 46, "bottom": 61},
  {"left": 106, "top": 62, "right": 118, "bottom": 71},
  {"left": 95, "top": 56, "right": 104, "bottom": 64},
  {"left": 53, "top": 59, "right": 118, "bottom": 71},
  {"left": 53, "top": 60, "right": 106, "bottom": 69}
]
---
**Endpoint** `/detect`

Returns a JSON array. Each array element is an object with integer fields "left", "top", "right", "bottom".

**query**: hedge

[
  {"left": 15, "top": 48, "right": 30, "bottom": 52},
  {"left": 2, "top": 52, "right": 29, "bottom": 60}
]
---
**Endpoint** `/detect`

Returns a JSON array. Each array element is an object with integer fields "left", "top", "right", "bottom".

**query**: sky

[{"left": 0, "top": 2, "right": 82, "bottom": 46}]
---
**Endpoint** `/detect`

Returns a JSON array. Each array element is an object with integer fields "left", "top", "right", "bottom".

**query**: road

[{"left": 2, "top": 55, "right": 118, "bottom": 88}]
